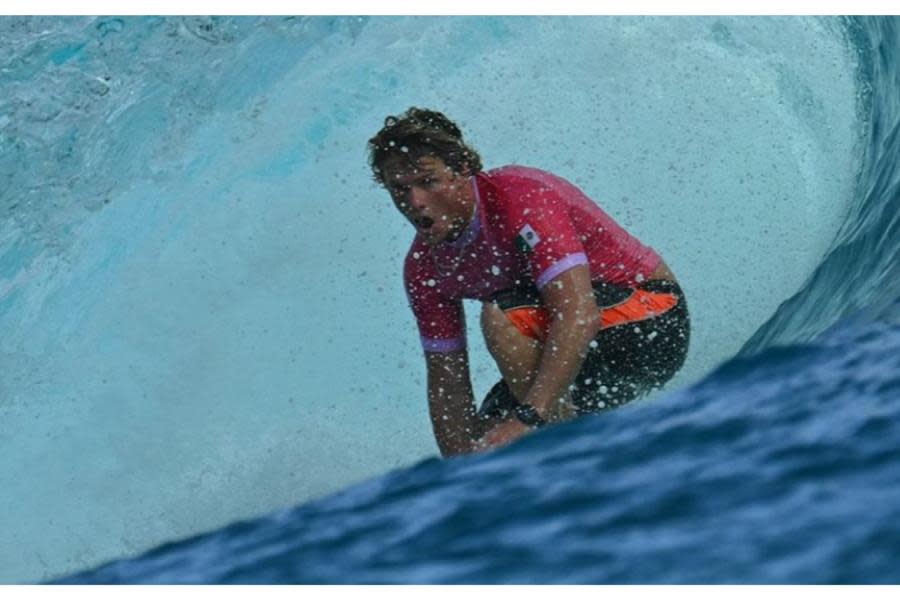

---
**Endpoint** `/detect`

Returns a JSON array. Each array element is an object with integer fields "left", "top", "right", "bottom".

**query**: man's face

[{"left": 381, "top": 155, "right": 474, "bottom": 246}]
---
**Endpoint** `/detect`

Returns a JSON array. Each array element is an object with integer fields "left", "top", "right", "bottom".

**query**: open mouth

[{"left": 415, "top": 216, "right": 434, "bottom": 230}]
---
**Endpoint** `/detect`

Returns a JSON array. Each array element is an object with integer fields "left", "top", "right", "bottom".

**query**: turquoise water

[{"left": 1, "top": 16, "right": 894, "bottom": 583}]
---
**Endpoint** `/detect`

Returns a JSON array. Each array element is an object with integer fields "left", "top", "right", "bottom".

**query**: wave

[
  {"left": 0, "top": 16, "right": 882, "bottom": 582},
  {"left": 744, "top": 16, "right": 900, "bottom": 352}
]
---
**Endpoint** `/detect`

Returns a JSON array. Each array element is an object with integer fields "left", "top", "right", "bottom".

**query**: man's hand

[{"left": 477, "top": 419, "right": 533, "bottom": 450}]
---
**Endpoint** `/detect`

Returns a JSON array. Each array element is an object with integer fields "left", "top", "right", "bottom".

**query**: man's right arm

[{"left": 425, "top": 349, "right": 483, "bottom": 457}]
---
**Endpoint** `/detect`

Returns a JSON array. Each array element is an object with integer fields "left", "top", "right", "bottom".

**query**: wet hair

[{"left": 367, "top": 107, "right": 483, "bottom": 186}]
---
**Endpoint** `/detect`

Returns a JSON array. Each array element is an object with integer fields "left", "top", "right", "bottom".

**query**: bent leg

[{"left": 480, "top": 301, "right": 544, "bottom": 403}]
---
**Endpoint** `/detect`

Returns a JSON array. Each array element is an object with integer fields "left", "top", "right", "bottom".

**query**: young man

[{"left": 368, "top": 107, "right": 690, "bottom": 457}]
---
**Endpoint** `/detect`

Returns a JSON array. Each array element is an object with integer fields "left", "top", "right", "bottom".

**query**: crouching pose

[{"left": 368, "top": 107, "right": 690, "bottom": 456}]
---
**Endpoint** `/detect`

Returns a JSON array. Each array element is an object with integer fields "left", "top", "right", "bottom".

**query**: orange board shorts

[{"left": 504, "top": 285, "right": 680, "bottom": 342}]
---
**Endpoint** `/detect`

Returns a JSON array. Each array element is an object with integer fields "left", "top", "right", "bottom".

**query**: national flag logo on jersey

[{"left": 516, "top": 224, "right": 541, "bottom": 252}]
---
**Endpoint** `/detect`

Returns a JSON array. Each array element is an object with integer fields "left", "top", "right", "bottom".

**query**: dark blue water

[
  {"left": 47, "top": 16, "right": 900, "bottom": 584},
  {"left": 59, "top": 319, "right": 900, "bottom": 583}
]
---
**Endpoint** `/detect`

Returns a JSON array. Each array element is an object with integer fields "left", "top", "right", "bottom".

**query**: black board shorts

[{"left": 479, "top": 278, "right": 690, "bottom": 419}]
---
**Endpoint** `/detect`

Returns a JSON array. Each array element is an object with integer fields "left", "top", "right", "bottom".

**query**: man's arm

[
  {"left": 424, "top": 349, "right": 483, "bottom": 457},
  {"left": 523, "top": 264, "right": 601, "bottom": 421}
]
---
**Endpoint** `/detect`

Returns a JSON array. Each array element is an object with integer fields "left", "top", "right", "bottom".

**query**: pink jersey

[{"left": 404, "top": 166, "right": 661, "bottom": 353}]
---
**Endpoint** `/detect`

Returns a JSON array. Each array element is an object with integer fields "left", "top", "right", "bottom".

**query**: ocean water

[{"left": 0, "top": 16, "right": 897, "bottom": 583}]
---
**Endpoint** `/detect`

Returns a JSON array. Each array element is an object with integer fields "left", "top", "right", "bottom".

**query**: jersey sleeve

[
  {"left": 404, "top": 248, "right": 466, "bottom": 353},
  {"left": 499, "top": 178, "right": 589, "bottom": 289}
]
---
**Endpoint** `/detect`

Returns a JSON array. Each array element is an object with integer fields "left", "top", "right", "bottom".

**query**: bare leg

[
  {"left": 481, "top": 302, "right": 578, "bottom": 424},
  {"left": 480, "top": 302, "right": 543, "bottom": 402}
]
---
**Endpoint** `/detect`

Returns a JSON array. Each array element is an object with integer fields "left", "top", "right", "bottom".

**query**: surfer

[{"left": 368, "top": 107, "right": 690, "bottom": 456}]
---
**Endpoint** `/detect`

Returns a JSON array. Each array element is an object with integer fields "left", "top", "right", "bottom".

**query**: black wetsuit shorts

[{"left": 479, "top": 278, "right": 690, "bottom": 420}]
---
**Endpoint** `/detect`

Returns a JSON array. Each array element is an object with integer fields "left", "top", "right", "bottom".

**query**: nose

[{"left": 407, "top": 186, "right": 430, "bottom": 212}]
